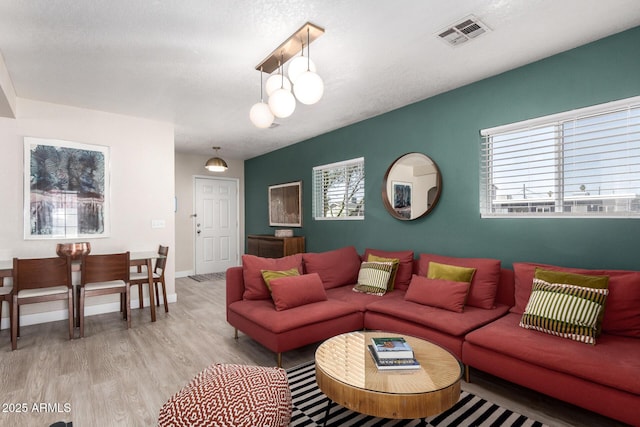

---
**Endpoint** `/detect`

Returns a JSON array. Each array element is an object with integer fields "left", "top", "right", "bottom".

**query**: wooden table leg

[{"left": 147, "top": 259, "right": 156, "bottom": 322}]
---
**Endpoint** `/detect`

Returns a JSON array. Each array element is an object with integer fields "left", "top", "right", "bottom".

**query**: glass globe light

[
  {"left": 293, "top": 71, "right": 324, "bottom": 105},
  {"left": 265, "top": 73, "right": 291, "bottom": 96},
  {"left": 249, "top": 102, "right": 275, "bottom": 128},
  {"left": 288, "top": 56, "right": 316, "bottom": 84},
  {"left": 268, "top": 88, "right": 296, "bottom": 118}
]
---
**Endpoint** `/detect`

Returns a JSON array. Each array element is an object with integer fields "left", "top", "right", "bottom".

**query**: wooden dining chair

[
  {"left": 77, "top": 252, "right": 131, "bottom": 338},
  {"left": 130, "top": 245, "right": 169, "bottom": 313},
  {"left": 11, "top": 256, "right": 74, "bottom": 350}
]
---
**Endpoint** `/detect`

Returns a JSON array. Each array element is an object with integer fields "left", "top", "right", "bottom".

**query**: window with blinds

[
  {"left": 480, "top": 96, "right": 640, "bottom": 218},
  {"left": 312, "top": 157, "right": 365, "bottom": 220}
]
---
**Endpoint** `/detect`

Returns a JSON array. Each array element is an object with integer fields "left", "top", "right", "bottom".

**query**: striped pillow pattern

[
  {"left": 520, "top": 278, "right": 609, "bottom": 344},
  {"left": 352, "top": 262, "right": 394, "bottom": 296}
]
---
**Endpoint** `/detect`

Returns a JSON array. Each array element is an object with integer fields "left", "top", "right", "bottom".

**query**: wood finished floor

[{"left": 0, "top": 277, "right": 629, "bottom": 427}]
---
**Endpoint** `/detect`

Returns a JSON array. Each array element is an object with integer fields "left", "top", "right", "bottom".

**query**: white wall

[
  {"left": 174, "top": 152, "right": 244, "bottom": 276},
  {"left": 0, "top": 98, "right": 175, "bottom": 328}
]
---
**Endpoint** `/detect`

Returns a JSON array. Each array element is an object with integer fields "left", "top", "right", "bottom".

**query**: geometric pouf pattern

[{"left": 158, "top": 364, "right": 292, "bottom": 427}]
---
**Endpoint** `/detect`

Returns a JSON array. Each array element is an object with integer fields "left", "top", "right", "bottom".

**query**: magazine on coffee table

[
  {"left": 367, "top": 345, "right": 421, "bottom": 370},
  {"left": 370, "top": 336, "right": 414, "bottom": 359}
]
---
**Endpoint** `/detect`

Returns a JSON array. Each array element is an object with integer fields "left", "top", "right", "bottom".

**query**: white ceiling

[{"left": 1, "top": 1, "right": 639, "bottom": 160}]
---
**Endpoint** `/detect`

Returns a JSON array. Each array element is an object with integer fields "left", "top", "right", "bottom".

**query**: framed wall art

[
  {"left": 24, "top": 137, "right": 110, "bottom": 239},
  {"left": 268, "top": 181, "right": 302, "bottom": 227}
]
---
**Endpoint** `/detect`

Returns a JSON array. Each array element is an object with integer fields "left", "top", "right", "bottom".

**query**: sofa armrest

[{"left": 226, "top": 266, "right": 245, "bottom": 307}]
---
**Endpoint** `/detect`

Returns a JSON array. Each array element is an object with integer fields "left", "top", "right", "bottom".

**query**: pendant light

[
  {"left": 268, "top": 55, "right": 296, "bottom": 118},
  {"left": 265, "top": 72, "right": 291, "bottom": 96},
  {"left": 249, "top": 67, "right": 275, "bottom": 128},
  {"left": 205, "top": 147, "right": 228, "bottom": 172},
  {"left": 288, "top": 41, "right": 316, "bottom": 84},
  {"left": 293, "top": 26, "right": 324, "bottom": 105}
]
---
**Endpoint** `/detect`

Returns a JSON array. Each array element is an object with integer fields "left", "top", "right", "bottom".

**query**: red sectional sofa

[{"left": 226, "top": 246, "right": 640, "bottom": 426}]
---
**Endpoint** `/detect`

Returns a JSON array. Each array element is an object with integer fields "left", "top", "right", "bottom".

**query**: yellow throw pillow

[
  {"left": 367, "top": 254, "right": 400, "bottom": 290},
  {"left": 261, "top": 268, "right": 300, "bottom": 292},
  {"left": 427, "top": 261, "right": 476, "bottom": 283}
]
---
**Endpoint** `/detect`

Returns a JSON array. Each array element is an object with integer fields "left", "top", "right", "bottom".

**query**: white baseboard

[
  {"left": 175, "top": 270, "right": 193, "bottom": 278},
  {"left": 0, "top": 293, "right": 177, "bottom": 330}
]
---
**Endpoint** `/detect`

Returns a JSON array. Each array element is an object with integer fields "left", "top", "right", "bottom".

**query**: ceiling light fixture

[
  {"left": 249, "top": 67, "right": 275, "bottom": 128},
  {"left": 268, "top": 55, "right": 296, "bottom": 118},
  {"left": 250, "top": 22, "right": 325, "bottom": 128},
  {"left": 205, "top": 146, "right": 228, "bottom": 172}
]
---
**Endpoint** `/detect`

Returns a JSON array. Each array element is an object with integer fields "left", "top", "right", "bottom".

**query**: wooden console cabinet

[{"left": 247, "top": 235, "right": 305, "bottom": 258}]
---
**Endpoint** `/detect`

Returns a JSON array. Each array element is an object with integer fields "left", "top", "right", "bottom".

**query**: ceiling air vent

[{"left": 437, "top": 15, "right": 490, "bottom": 46}]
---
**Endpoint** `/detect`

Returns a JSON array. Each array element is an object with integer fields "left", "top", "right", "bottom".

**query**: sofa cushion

[
  {"left": 365, "top": 297, "right": 510, "bottom": 337},
  {"left": 535, "top": 267, "right": 609, "bottom": 335},
  {"left": 405, "top": 275, "right": 470, "bottom": 313},
  {"left": 228, "top": 298, "right": 359, "bottom": 334},
  {"left": 520, "top": 279, "right": 609, "bottom": 345},
  {"left": 363, "top": 249, "right": 414, "bottom": 290},
  {"left": 326, "top": 286, "right": 405, "bottom": 312},
  {"left": 513, "top": 262, "right": 640, "bottom": 337},
  {"left": 352, "top": 261, "right": 394, "bottom": 296},
  {"left": 427, "top": 261, "right": 476, "bottom": 283},
  {"left": 269, "top": 273, "right": 327, "bottom": 311},
  {"left": 366, "top": 254, "right": 400, "bottom": 290},
  {"left": 242, "top": 254, "right": 303, "bottom": 300},
  {"left": 261, "top": 268, "right": 300, "bottom": 292},
  {"left": 418, "top": 254, "right": 501, "bottom": 309},
  {"left": 303, "top": 246, "right": 361, "bottom": 289},
  {"left": 465, "top": 313, "right": 640, "bottom": 395}
]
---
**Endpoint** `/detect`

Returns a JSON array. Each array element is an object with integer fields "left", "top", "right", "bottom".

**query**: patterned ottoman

[{"left": 158, "top": 364, "right": 291, "bottom": 427}]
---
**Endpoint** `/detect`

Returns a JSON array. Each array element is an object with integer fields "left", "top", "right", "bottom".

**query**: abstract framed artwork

[
  {"left": 268, "top": 181, "right": 302, "bottom": 227},
  {"left": 24, "top": 137, "right": 110, "bottom": 239},
  {"left": 392, "top": 181, "right": 412, "bottom": 219}
]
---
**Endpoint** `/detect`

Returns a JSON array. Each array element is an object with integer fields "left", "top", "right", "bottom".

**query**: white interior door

[{"left": 194, "top": 177, "right": 238, "bottom": 274}]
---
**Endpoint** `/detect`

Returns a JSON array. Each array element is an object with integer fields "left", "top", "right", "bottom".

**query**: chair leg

[
  {"left": 138, "top": 283, "right": 143, "bottom": 309},
  {"left": 125, "top": 285, "right": 131, "bottom": 329},
  {"left": 68, "top": 289, "right": 74, "bottom": 340},
  {"left": 11, "top": 296, "right": 18, "bottom": 350},
  {"left": 155, "top": 282, "right": 160, "bottom": 307},
  {"left": 16, "top": 305, "right": 20, "bottom": 338},
  {"left": 79, "top": 288, "right": 85, "bottom": 338},
  {"left": 160, "top": 280, "right": 168, "bottom": 313},
  {"left": 75, "top": 287, "right": 80, "bottom": 328}
]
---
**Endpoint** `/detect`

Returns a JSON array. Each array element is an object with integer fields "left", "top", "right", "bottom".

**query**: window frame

[
  {"left": 480, "top": 95, "right": 640, "bottom": 219},
  {"left": 312, "top": 157, "right": 365, "bottom": 221}
]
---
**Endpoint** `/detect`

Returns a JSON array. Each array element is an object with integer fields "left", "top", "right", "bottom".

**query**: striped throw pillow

[
  {"left": 352, "top": 262, "right": 394, "bottom": 296},
  {"left": 520, "top": 278, "right": 609, "bottom": 345}
]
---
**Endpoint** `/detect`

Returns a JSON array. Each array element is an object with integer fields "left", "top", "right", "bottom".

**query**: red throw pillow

[
  {"left": 242, "top": 254, "right": 303, "bottom": 300},
  {"left": 404, "top": 275, "right": 471, "bottom": 313},
  {"left": 269, "top": 273, "right": 328, "bottom": 311},
  {"left": 302, "top": 246, "right": 361, "bottom": 289},
  {"left": 363, "top": 248, "right": 414, "bottom": 290},
  {"left": 513, "top": 262, "right": 640, "bottom": 338},
  {"left": 418, "top": 254, "right": 501, "bottom": 309}
]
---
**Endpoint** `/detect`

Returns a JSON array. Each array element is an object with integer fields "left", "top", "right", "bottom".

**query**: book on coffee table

[
  {"left": 367, "top": 345, "right": 420, "bottom": 370},
  {"left": 371, "top": 336, "right": 414, "bottom": 359}
]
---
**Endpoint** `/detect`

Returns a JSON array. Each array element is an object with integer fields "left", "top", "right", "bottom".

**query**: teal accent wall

[{"left": 245, "top": 26, "right": 640, "bottom": 270}]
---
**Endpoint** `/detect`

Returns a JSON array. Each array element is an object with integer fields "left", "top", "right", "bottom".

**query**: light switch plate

[{"left": 151, "top": 219, "right": 166, "bottom": 229}]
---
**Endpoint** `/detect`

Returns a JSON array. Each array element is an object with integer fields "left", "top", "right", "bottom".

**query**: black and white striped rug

[{"left": 287, "top": 362, "right": 548, "bottom": 427}]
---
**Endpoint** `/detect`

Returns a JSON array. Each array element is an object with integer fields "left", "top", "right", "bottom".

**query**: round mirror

[{"left": 382, "top": 153, "right": 442, "bottom": 220}]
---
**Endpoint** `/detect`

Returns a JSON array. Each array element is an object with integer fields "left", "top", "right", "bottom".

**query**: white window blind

[
  {"left": 480, "top": 96, "right": 640, "bottom": 218},
  {"left": 313, "top": 157, "right": 365, "bottom": 220}
]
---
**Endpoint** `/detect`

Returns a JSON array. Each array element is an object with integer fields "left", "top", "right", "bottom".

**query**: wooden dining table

[{"left": 0, "top": 250, "right": 164, "bottom": 323}]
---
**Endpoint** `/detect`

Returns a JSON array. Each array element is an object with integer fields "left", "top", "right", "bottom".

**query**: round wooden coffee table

[{"left": 315, "top": 331, "right": 463, "bottom": 423}]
